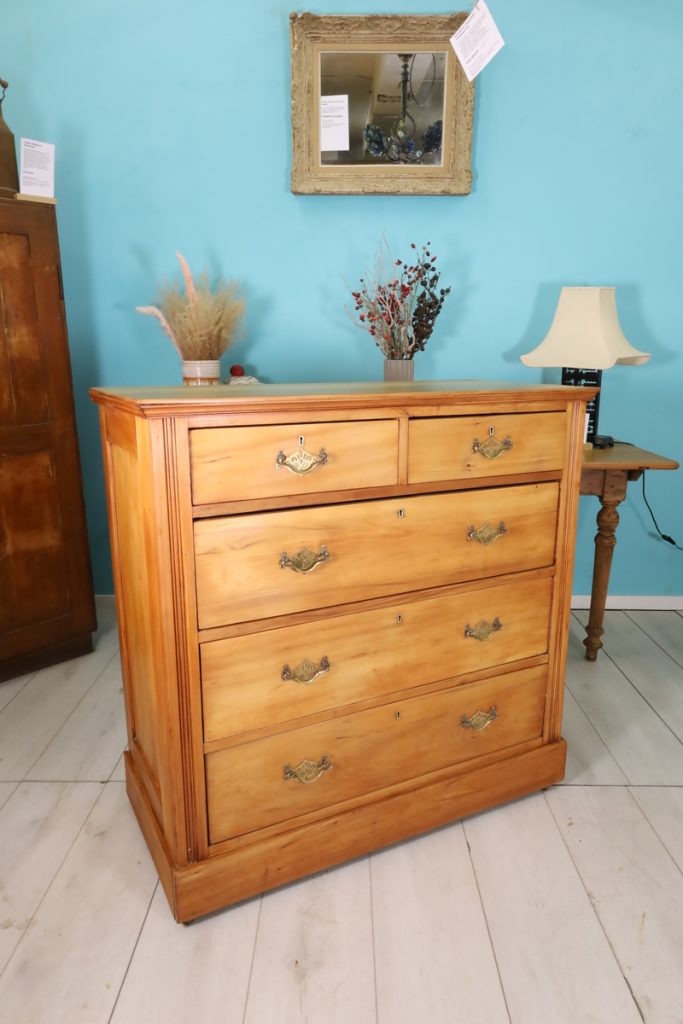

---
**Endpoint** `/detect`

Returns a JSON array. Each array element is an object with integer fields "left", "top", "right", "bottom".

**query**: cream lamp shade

[{"left": 520, "top": 287, "right": 650, "bottom": 369}]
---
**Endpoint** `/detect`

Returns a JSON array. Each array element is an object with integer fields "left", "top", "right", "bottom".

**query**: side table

[{"left": 580, "top": 444, "right": 679, "bottom": 661}]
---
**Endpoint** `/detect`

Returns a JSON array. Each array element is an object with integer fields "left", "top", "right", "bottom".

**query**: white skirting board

[{"left": 571, "top": 595, "right": 683, "bottom": 610}]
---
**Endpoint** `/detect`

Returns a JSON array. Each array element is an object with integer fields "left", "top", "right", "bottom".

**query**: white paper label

[
  {"left": 19, "top": 138, "right": 55, "bottom": 198},
  {"left": 450, "top": 1, "right": 505, "bottom": 82},
  {"left": 320, "top": 95, "right": 349, "bottom": 152}
]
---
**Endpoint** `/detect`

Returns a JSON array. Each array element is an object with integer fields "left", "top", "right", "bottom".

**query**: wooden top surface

[
  {"left": 582, "top": 443, "right": 679, "bottom": 472},
  {"left": 89, "top": 380, "right": 597, "bottom": 418}
]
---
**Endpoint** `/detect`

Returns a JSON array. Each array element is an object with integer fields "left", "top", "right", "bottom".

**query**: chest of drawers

[{"left": 91, "top": 381, "right": 590, "bottom": 922}]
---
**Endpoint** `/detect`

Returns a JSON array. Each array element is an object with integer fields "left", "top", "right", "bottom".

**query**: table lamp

[{"left": 521, "top": 286, "right": 650, "bottom": 447}]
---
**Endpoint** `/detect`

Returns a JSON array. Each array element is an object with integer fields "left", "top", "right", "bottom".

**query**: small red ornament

[{"left": 230, "top": 364, "right": 245, "bottom": 377}]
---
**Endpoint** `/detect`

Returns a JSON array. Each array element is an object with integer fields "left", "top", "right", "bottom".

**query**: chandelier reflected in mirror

[{"left": 364, "top": 54, "right": 442, "bottom": 164}]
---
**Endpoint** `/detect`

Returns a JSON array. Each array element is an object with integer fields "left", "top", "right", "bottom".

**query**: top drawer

[
  {"left": 190, "top": 420, "right": 399, "bottom": 504},
  {"left": 408, "top": 413, "right": 566, "bottom": 483}
]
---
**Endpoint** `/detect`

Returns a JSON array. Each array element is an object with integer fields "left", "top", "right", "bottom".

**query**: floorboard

[
  {"left": 626, "top": 610, "right": 683, "bottom": 671},
  {"left": 548, "top": 785, "right": 683, "bottom": 1024},
  {"left": 629, "top": 786, "right": 683, "bottom": 873},
  {"left": 108, "top": 754, "right": 126, "bottom": 782},
  {"left": 111, "top": 885, "right": 260, "bottom": 1024},
  {"left": 562, "top": 689, "right": 629, "bottom": 785},
  {"left": 0, "top": 635, "right": 119, "bottom": 782},
  {"left": 26, "top": 655, "right": 127, "bottom": 783},
  {"left": 464, "top": 794, "right": 642, "bottom": 1024},
  {"left": 566, "top": 617, "right": 683, "bottom": 784},
  {"left": 576, "top": 610, "right": 683, "bottom": 742},
  {"left": 0, "top": 782, "right": 17, "bottom": 810},
  {"left": 0, "top": 673, "right": 34, "bottom": 714},
  {"left": 0, "top": 781, "right": 102, "bottom": 973},
  {"left": 0, "top": 783, "right": 157, "bottom": 1024},
  {"left": 371, "top": 825, "right": 509, "bottom": 1024},
  {"left": 243, "top": 860, "right": 376, "bottom": 1024}
]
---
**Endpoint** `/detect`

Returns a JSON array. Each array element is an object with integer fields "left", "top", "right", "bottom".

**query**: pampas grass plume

[{"left": 137, "top": 252, "right": 245, "bottom": 360}]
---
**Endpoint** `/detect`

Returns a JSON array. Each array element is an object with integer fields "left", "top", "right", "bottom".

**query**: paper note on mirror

[
  {"left": 450, "top": 1, "right": 504, "bottom": 82},
  {"left": 320, "top": 95, "right": 349, "bottom": 152}
]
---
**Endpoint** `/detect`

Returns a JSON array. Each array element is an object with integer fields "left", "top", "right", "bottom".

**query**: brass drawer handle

[
  {"left": 472, "top": 426, "right": 513, "bottom": 459},
  {"left": 280, "top": 545, "right": 330, "bottom": 573},
  {"left": 282, "top": 656, "right": 330, "bottom": 685},
  {"left": 276, "top": 445, "right": 328, "bottom": 474},
  {"left": 467, "top": 522, "right": 507, "bottom": 545},
  {"left": 283, "top": 756, "right": 332, "bottom": 783},
  {"left": 461, "top": 706, "right": 498, "bottom": 732},
  {"left": 464, "top": 617, "right": 502, "bottom": 641}
]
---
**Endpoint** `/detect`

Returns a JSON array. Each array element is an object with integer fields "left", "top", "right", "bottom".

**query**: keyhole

[
  {"left": 397, "top": 508, "right": 405, "bottom": 519},
  {"left": 396, "top": 614, "right": 403, "bottom": 625},
  {"left": 395, "top": 711, "right": 401, "bottom": 720},
  {"left": 298, "top": 435, "right": 305, "bottom": 446}
]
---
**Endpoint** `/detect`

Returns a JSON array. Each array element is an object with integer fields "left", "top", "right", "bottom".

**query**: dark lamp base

[{"left": 592, "top": 434, "right": 615, "bottom": 449}]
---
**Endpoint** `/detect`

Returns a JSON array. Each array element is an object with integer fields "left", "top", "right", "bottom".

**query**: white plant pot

[{"left": 181, "top": 359, "right": 221, "bottom": 386}]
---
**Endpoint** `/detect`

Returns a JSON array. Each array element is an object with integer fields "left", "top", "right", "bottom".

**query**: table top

[{"left": 582, "top": 442, "right": 679, "bottom": 472}]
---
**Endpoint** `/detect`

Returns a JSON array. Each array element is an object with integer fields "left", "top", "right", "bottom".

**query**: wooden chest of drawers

[{"left": 91, "top": 381, "right": 590, "bottom": 922}]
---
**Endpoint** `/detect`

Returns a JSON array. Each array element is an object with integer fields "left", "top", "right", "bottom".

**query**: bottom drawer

[{"left": 205, "top": 664, "right": 548, "bottom": 844}]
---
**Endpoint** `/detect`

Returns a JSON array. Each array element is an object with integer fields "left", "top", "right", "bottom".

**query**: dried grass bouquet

[{"left": 137, "top": 252, "right": 245, "bottom": 360}]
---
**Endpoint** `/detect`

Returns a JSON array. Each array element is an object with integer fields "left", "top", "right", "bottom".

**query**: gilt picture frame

[{"left": 290, "top": 12, "right": 475, "bottom": 196}]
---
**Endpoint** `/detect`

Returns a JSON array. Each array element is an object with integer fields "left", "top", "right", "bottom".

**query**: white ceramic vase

[{"left": 181, "top": 359, "right": 221, "bottom": 386}]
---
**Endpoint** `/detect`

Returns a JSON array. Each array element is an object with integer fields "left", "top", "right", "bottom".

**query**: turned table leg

[
  {"left": 584, "top": 498, "right": 621, "bottom": 661},
  {"left": 581, "top": 469, "right": 629, "bottom": 662}
]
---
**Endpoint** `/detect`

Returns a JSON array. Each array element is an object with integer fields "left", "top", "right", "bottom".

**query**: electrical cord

[
  {"left": 641, "top": 471, "right": 682, "bottom": 551},
  {"left": 609, "top": 441, "right": 680, "bottom": 551}
]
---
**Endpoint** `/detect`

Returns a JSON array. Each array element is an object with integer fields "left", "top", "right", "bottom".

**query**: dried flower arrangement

[
  {"left": 350, "top": 240, "right": 450, "bottom": 360},
  {"left": 136, "top": 252, "right": 245, "bottom": 361}
]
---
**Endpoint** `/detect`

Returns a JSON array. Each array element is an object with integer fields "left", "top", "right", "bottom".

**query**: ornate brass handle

[
  {"left": 276, "top": 446, "right": 328, "bottom": 474},
  {"left": 466, "top": 522, "right": 507, "bottom": 545},
  {"left": 283, "top": 756, "right": 332, "bottom": 783},
  {"left": 472, "top": 426, "right": 513, "bottom": 459},
  {"left": 464, "top": 617, "right": 502, "bottom": 641},
  {"left": 282, "top": 656, "right": 330, "bottom": 685},
  {"left": 280, "top": 545, "right": 330, "bottom": 573},
  {"left": 461, "top": 706, "right": 498, "bottom": 732}
]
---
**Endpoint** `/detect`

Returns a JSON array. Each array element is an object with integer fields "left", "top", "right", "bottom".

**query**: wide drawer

[
  {"left": 205, "top": 664, "right": 548, "bottom": 842},
  {"left": 201, "top": 575, "right": 553, "bottom": 742},
  {"left": 408, "top": 413, "right": 566, "bottom": 483},
  {"left": 194, "top": 483, "right": 559, "bottom": 628},
  {"left": 190, "top": 420, "right": 399, "bottom": 504}
]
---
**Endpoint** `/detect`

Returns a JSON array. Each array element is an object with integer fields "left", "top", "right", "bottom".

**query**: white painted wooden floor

[{"left": 1, "top": 598, "right": 682, "bottom": 1024}]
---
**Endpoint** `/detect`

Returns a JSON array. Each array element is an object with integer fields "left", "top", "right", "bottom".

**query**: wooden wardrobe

[{"left": 0, "top": 197, "right": 95, "bottom": 682}]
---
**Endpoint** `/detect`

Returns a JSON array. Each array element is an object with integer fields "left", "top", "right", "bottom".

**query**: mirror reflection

[{"left": 320, "top": 51, "right": 446, "bottom": 166}]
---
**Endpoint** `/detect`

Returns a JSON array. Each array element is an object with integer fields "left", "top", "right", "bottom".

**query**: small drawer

[
  {"left": 190, "top": 420, "right": 399, "bottom": 504},
  {"left": 408, "top": 413, "right": 566, "bottom": 483},
  {"left": 194, "top": 483, "right": 559, "bottom": 628},
  {"left": 205, "top": 664, "right": 548, "bottom": 843},
  {"left": 201, "top": 576, "right": 553, "bottom": 742}
]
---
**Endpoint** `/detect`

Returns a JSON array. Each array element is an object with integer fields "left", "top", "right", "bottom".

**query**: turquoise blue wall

[{"left": 4, "top": 0, "right": 682, "bottom": 596}]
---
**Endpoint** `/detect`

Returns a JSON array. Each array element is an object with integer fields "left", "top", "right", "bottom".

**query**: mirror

[{"left": 290, "top": 13, "right": 474, "bottom": 195}]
